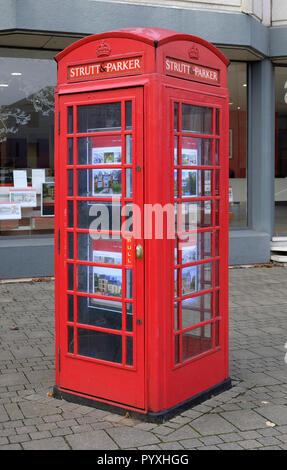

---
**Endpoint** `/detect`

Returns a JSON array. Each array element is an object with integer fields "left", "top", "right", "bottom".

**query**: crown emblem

[
  {"left": 96, "top": 41, "right": 111, "bottom": 57},
  {"left": 188, "top": 45, "right": 199, "bottom": 60}
]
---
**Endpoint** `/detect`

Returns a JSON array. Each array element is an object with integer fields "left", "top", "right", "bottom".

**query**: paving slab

[
  {"left": 255, "top": 405, "right": 287, "bottom": 426},
  {"left": 190, "top": 414, "right": 237, "bottom": 435},
  {"left": 106, "top": 426, "right": 161, "bottom": 449},
  {"left": 220, "top": 410, "right": 270, "bottom": 431},
  {"left": 65, "top": 430, "right": 119, "bottom": 450},
  {"left": 22, "top": 437, "right": 70, "bottom": 450}
]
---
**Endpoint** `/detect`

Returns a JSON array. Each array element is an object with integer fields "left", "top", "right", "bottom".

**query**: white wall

[
  {"left": 102, "top": 1, "right": 242, "bottom": 12},
  {"left": 272, "top": 0, "right": 287, "bottom": 26},
  {"left": 100, "top": 1, "right": 283, "bottom": 26}
]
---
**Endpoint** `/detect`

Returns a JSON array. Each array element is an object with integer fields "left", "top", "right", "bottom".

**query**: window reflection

[
  {"left": 228, "top": 62, "right": 247, "bottom": 228},
  {"left": 275, "top": 66, "right": 287, "bottom": 235},
  {"left": 0, "top": 57, "right": 56, "bottom": 236}
]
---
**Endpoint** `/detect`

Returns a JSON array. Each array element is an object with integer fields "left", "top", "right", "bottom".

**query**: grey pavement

[{"left": 0, "top": 266, "right": 287, "bottom": 450}]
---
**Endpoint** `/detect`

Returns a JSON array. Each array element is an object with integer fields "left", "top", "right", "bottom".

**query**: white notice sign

[
  {"left": 32, "top": 169, "right": 46, "bottom": 192},
  {"left": 13, "top": 170, "right": 27, "bottom": 188}
]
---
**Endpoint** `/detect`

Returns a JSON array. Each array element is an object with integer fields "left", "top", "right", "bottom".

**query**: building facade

[{"left": 0, "top": 0, "right": 286, "bottom": 278}]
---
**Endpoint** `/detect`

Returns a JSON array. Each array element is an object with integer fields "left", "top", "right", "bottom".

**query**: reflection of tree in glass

[
  {"left": 0, "top": 107, "right": 31, "bottom": 142},
  {"left": 182, "top": 171, "right": 197, "bottom": 196},
  {"left": 28, "top": 86, "right": 54, "bottom": 116},
  {"left": 188, "top": 173, "right": 196, "bottom": 195}
]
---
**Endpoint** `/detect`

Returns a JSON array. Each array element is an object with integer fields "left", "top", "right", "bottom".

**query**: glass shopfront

[
  {"left": 275, "top": 66, "right": 287, "bottom": 235},
  {"left": 227, "top": 62, "right": 247, "bottom": 228},
  {"left": 0, "top": 57, "right": 56, "bottom": 236}
]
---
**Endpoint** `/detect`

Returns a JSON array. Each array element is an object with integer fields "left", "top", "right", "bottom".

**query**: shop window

[
  {"left": 0, "top": 57, "right": 56, "bottom": 236},
  {"left": 227, "top": 62, "right": 247, "bottom": 228},
  {"left": 275, "top": 66, "right": 287, "bottom": 235}
]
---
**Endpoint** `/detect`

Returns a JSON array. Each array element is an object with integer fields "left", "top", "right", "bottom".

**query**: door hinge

[
  {"left": 58, "top": 347, "right": 61, "bottom": 372},
  {"left": 58, "top": 111, "right": 60, "bottom": 135}
]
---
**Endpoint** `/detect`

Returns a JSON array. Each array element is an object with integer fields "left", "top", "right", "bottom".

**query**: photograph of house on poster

[
  {"left": 92, "top": 146, "right": 121, "bottom": 165},
  {"left": 182, "top": 266, "right": 197, "bottom": 295},
  {"left": 92, "top": 169, "right": 122, "bottom": 196},
  {"left": 93, "top": 267, "right": 122, "bottom": 298}
]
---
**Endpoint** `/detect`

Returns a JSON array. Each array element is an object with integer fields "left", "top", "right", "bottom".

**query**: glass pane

[
  {"left": 199, "top": 231, "right": 212, "bottom": 260},
  {"left": 68, "top": 326, "right": 74, "bottom": 353},
  {"left": 180, "top": 232, "right": 212, "bottom": 263},
  {"left": 77, "top": 135, "right": 122, "bottom": 165},
  {"left": 174, "top": 102, "right": 179, "bottom": 131},
  {"left": 181, "top": 170, "right": 212, "bottom": 197},
  {"left": 215, "top": 260, "right": 220, "bottom": 287},
  {"left": 68, "top": 107, "right": 73, "bottom": 134},
  {"left": 77, "top": 103, "right": 121, "bottom": 133},
  {"left": 215, "top": 109, "right": 220, "bottom": 135},
  {"left": 215, "top": 230, "right": 219, "bottom": 257},
  {"left": 182, "top": 265, "right": 197, "bottom": 296},
  {"left": 181, "top": 237, "right": 197, "bottom": 264},
  {"left": 182, "top": 293, "right": 212, "bottom": 329},
  {"left": 182, "top": 262, "right": 212, "bottom": 295},
  {"left": 0, "top": 57, "right": 56, "bottom": 238},
  {"left": 77, "top": 200, "right": 121, "bottom": 231},
  {"left": 228, "top": 62, "right": 247, "bottom": 228},
  {"left": 126, "top": 336, "right": 133, "bottom": 366},
  {"left": 77, "top": 233, "right": 122, "bottom": 264},
  {"left": 199, "top": 262, "right": 212, "bottom": 292},
  {"left": 78, "top": 328, "right": 122, "bottom": 363},
  {"left": 126, "top": 169, "right": 132, "bottom": 198},
  {"left": 182, "top": 326, "right": 212, "bottom": 361},
  {"left": 215, "top": 290, "right": 219, "bottom": 317},
  {"left": 68, "top": 138, "right": 74, "bottom": 165},
  {"left": 174, "top": 170, "right": 178, "bottom": 197},
  {"left": 68, "top": 264, "right": 74, "bottom": 290},
  {"left": 68, "top": 295, "right": 74, "bottom": 322},
  {"left": 77, "top": 168, "right": 122, "bottom": 197},
  {"left": 125, "top": 101, "right": 132, "bottom": 130},
  {"left": 126, "top": 270, "right": 133, "bottom": 299},
  {"left": 181, "top": 201, "right": 212, "bottom": 231},
  {"left": 215, "top": 140, "right": 219, "bottom": 166},
  {"left": 175, "top": 335, "right": 180, "bottom": 364},
  {"left": 275, "top": 67, "right": 287, "bottom": 235},
  {"left": 174, "top": 302, "right": 179, "bottom": 331},
  {"left": 126, "top": 303, "right": 133, "bottom": 332},
  {"left": 122, "top": 203, "right": 135, "bottom": 234},
  {"left": 77, "top": 265, "right": 122, "bottom": 298},
  {"left": 174, "top": 238, "right": 178, "bottom": 265},
  {"left": 215, "top": 200, "right": 219, "bottom": 226},
  {"left": 68, "top": 232, "right": 74, "bottom": 259},
  {"left": 77, "top": 296, "right": 122, "bottom": 330},
  {"left": 68, "top": 201, "right": 74, "bottom": 228},
  {"left": 182, "top": 104, "right": 212, "bottom": 134},
  {"left": 174, "top": 136, "right": 178, "bottom": 165},
  {"left": 126, "top": 135, "right": 132, "bottom": 164},
  {"left": 174, "top": 269, "right": 178, "bottom": 297},
  {"left": 182, "top": 137, "right": 212, "bottom": 166},
  {"left": 68, "top": 170, "right": 73, "bottom": 196},
  {"left": 215, "top": 170, "right": 220, "bottom": 196}
]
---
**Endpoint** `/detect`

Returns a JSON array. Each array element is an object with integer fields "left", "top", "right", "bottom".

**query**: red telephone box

[{"left": 53, "top": 28, "right": 231, "bottom": 421}]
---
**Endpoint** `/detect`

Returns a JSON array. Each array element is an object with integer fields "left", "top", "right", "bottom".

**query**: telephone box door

[
  {"left": 167, "top": 86, "right": 229, "bottom": 405},
  {"left": 55, "top": 87, "right": 145, "bottom": 409}
]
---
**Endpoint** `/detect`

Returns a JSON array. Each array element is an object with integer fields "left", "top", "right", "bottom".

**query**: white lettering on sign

[
  {"left": 165, "top": 57, "right": 219, "bottom": 85},
  {"left": 68, "top": 57, "right": 142, "bottom": 81}
]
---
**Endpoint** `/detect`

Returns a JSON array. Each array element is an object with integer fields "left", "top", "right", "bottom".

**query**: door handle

[{"left": 136, "top": 244, "right": 144, "bottom": 260}]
